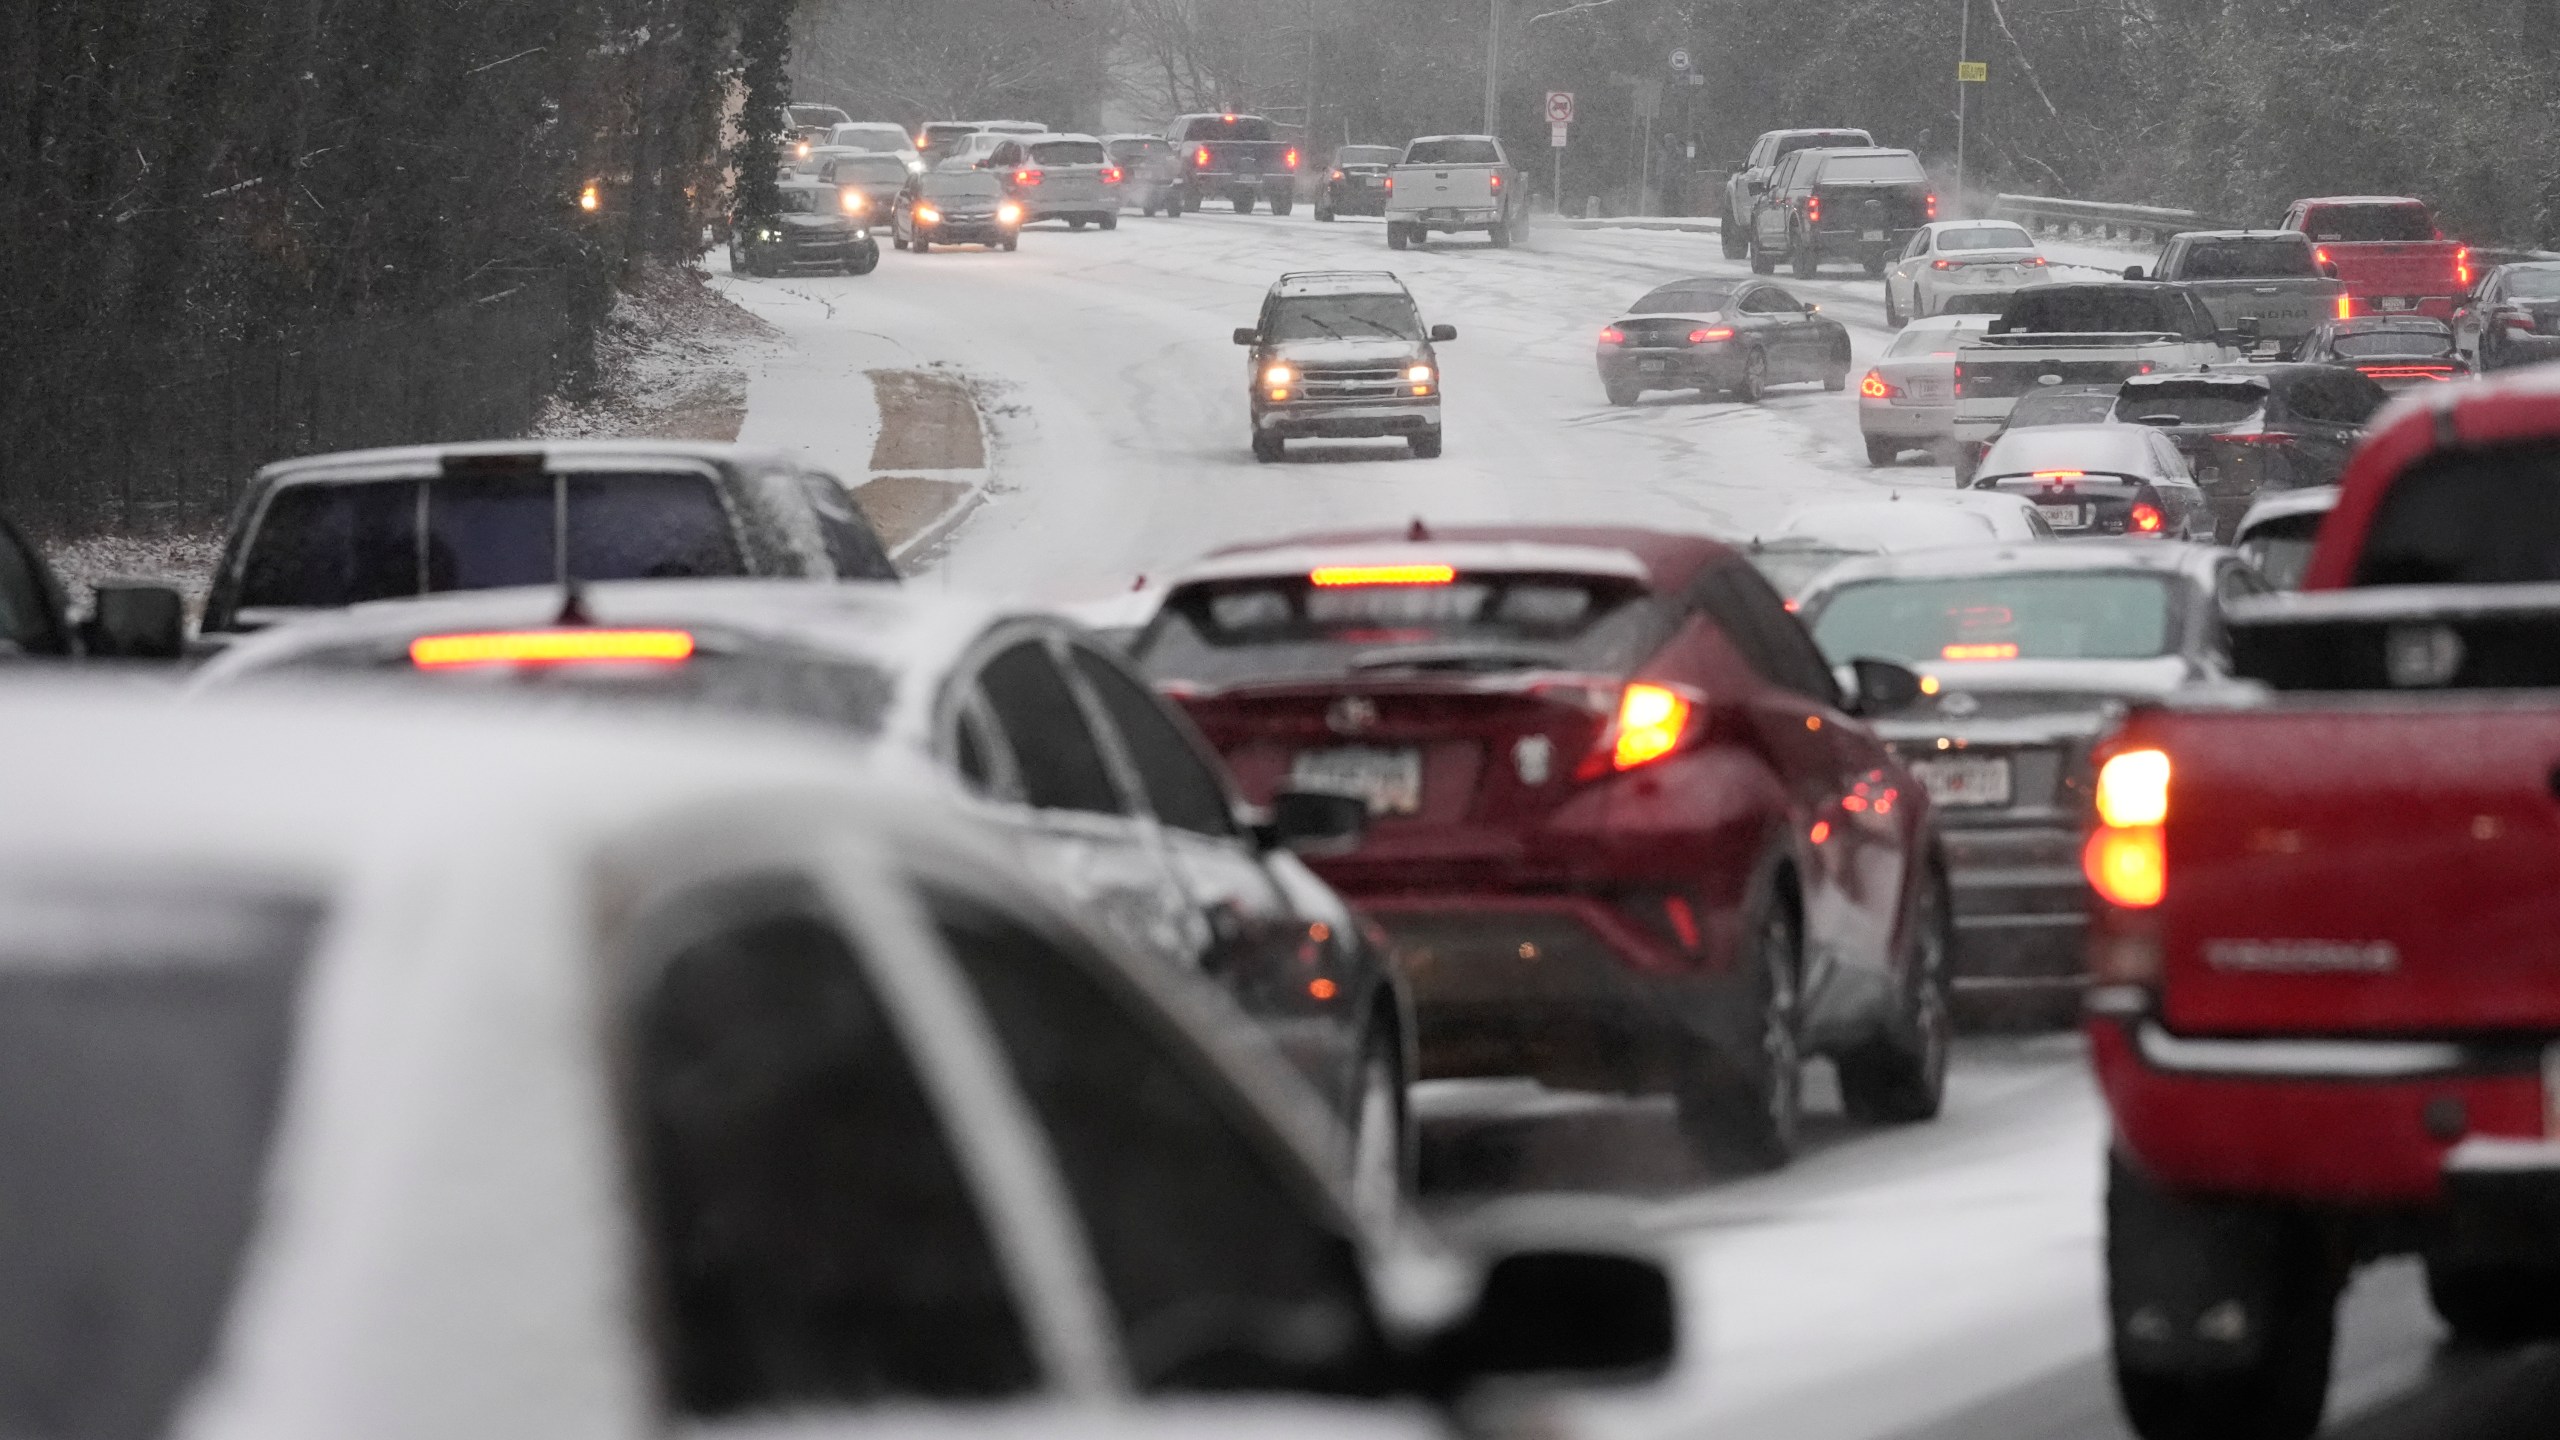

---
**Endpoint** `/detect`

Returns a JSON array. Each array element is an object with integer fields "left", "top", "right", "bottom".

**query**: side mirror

[
  {"left": 1232, "top": 327, "right": 1260, "bottom": 346},
  {"left": 1848, "top": 657, "right": 1924, "bottom": 715},
  {"left": 85, "top": 581, "right": 186, "bottom": 660},
  {"left": 1804, "top": 303, "right": 1820, "bottom": 315},
  {"left": 1257, "top": 789, "right": 1368, "bottom": 854},
  {"left": 2121, "top": 265, "right": 2146, "bottom": 281},
  {"left": 2319, "top": 261, "right": 2340, "bottom": 279},
  {"left": 1429, "top": 323, "right": 1458, "bottom": 342},
  {"left": 1426, "top": 1249, "right": 1677, "bottom": 1389}
]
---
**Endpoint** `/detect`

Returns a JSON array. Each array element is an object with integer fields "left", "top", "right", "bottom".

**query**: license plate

[
  {"left": 1862, "top": 229, "right": 1887, "bottom": 241},
  {"left": 1908, "top": 755, "right": 2013, "bottom": 808},
  {"left": 1907, "top": 378, "right": 1948, "bottom": 400},
  {"left": 1640, "top": 359, "right": 1670, "bottom": 372},
  {"left": 1291, "top": 746, "right": 1423, "bottom": 816},
  {"left": 2036, "top": 503, "right": 2088, "bottom": 527},
  {"left": 2380, "top": 297, "right": 2412, "bottom": 312},
  {"left": 1430, "top": 207, "right": 1460, "bottom": 221},
  {"left": 1363, "top": 176, "right": 1384, "bottom": 187}
]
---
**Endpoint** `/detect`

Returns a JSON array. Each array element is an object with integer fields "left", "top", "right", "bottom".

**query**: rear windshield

[
  {"left": 1997, "top": 288, "right": 2196, "bottom": 336},
  {"left": 1940, "top": 225, "right": 2033, "bottom": 252},
  {"left": 830, "top": 126, "right": 906, "bottom": 150},
  {"left": 1335, "top": 147, "right": 1400, "bottom": 166},
  {"left": 829, "top": 155, "right": 912, "bottom": 185},
  {"left": 920, "top": 172, "right": 1003, "bottom": 199},
  {"left": 1135, "top": 574, "right": 1670, "bottom": 686},
  {"left": 1029, "top": 141, "right": 1105, "bottom": 165},
  {"left": 1404, "top": 138, "right": 1501, "bottom": 165},
  {"left": 1268, "top": 294, "right": 1420, "bottom": 342},
  {"left": 2506, "top": 268, "right": 2560, "bottom": 299},
  {"left": 2005, "top": 389, "right": 2122, "bottom": 427},
  {"left": 2113, "top": 381, "right": 2268, "bottom": 427},
  {"left": 2330, "top": 327, "right": 2453, "bottom": 358},
  {"left": 2354, "top": 442, "right": 2560, "bottom": 585},
  {"left": 1818, "top": 154, "right": 1924, "bottom": 183},
  {"left": 787, "top": 105, "right": 850, "bottom": 131},
  {"left": 1884, "top": 322, "right": 1985, "bottom": 357},
  {"left": 1775, "top": 132, "right": 1868, "bottom": 159},
  {"left": 1188, "top": 116, "right": 1274, "bottom": 142},
  {"left": 0, "top": 884, "right": 318, "bottom": 1440},
  {"left": 1979, "top": 426, "right": 2162, "bottom": 479},
  {"left": 1630, "top": 282, "right": 1736, "bottom": 314},
  {"left": 2297, "top": 203, "right": 2432, "bottom": 243},
  {"left": 2179, "top": 238, "right": 2317, "bottom": 278},
  {"left": 236, "top": 471, "right": 743, "bottom": 614},
  {"left": 1810, "top": 573, "right": 2177, "bottom": 663}
]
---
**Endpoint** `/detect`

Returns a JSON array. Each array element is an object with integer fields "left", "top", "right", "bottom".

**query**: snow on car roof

[
  {"left": 1980, "top": 424, "right": 2168, "bottom": 477},
  {"left": 1806, "top": 538, "right": 2223, "bottom": 588},
  {"left": 1272, "top": 270, "right": 1410, "bottom": 298},
  {"left": 257, "top": 438, "right": 794, "bottom": 484}
]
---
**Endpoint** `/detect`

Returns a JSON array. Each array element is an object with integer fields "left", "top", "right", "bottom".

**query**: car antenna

[
  {"left": 1407, "top": 517, "right": 1431, "bottom": 541},
  {"left": 556, "top": 579, "right": 594, "bottom": 627}
]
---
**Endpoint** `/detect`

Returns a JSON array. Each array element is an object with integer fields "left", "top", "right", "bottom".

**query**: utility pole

[
  {"left": 1482, "top": 0, "right": 1502, "bottom": 134},
  {"left": 1954, "top": 0, "right": 1972, "bottom": 210}
]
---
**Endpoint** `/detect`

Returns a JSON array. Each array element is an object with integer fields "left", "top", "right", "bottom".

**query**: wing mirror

[
  {"left": 1429, "top": 323, "right": 1458, "bottom": 342},
  {"left": 1420, "top": 1248, "right": 1678, "bottom": 1393},
  {"left": 1233, "top": 327, "right": 1261, "bottom": 346},
  {"left": 1804, "top": 303, "right": 1821, "bottom": 314},
  {"left": 1846, "top": 657, "right": 1925, "bottom": 716},
  {"left": 2121, "top": 264, "right": 2146, "bottom": 281},
  {"left": 2319, "top": 261, "right": 2341, "bottom": 280},
  {"left": 84, "top": 581, "right": 187, "bottom": 661},
  {"left": 1255, "top": 789, "right": 1368, "bottom": 854},
  {"left": 2216, "top": 315, "right": 2262, "bottom": 348}
]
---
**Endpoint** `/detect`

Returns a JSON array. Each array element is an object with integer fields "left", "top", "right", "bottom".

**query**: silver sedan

[{"left": 1883, "top": 221, "right": 2052, "bottom": 327}]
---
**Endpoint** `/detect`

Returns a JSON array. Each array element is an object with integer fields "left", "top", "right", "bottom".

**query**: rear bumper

[
  {"left": 2091, "top": 1013, "right": 2554, "bottom": 1214},
  {"left": 1256, "top": 399, "right": 1440, "bottom": 438},
  {"left": 1859, "top": 396, "right": 1956, "bottom": 439},
  {"left": 1600, "top": 347, "right": 1742, "bottom": 390},
  {"left": 1325, "top": 185, "right": 1390, "bottom": 213},
  {"left": 1807, "top": 224, "right": 1921, "bottom": 260},
  {"left": 1023, "top": 195, "right": 1121, "bottom": 220},
  {"left": 1940, "top": 822, "right": 2085, "bottom": 993},
  {"left": 1390, "top": 207, "right": 1503, "bottom": 231}
]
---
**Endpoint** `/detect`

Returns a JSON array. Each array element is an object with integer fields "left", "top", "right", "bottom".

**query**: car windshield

[
  {"left": 2005, "top": 388, "right": 2122, "bottom": 427},
  {"left": 1404, "top": 138, "right": 1501, "bottom": 164},
  {"left": 234, "top": 471, "right": 744, "bottom": 613},
  {"left": 1818, "top": 154, "right": 1924, "bottom": 182},
  {"left": 1030, "top": 141, "right": 1106, "bottom": 165},
  {"left": 2505, "top": 268, "right": 2560, "bottom": 299},
  {"left": 2330, "top": 326, "right": 2454, "bottom": 358},
  {"left": 1135, "top": 573, "right": 1668, "bottom": 684},
  {"left": 831, "top": 156, "right": 911, "bottom": 185},
  {"left": 2355, "top": 441, "right": 2560, "bottom": 584},
  {"left": 1193, "top": 116, "right": 1274, "bottom": 142},
  {"left": 786, "top": 105, "right": 849, "bottom": 130},
  {"left": 1996, "top": 289, "right": 2192, "bottom": 335},
  {"left": 1630, "top": 282, "right": 1736, "bottom": 314},
  {"left": 920, "top": 173, "right": 1002, "bottom": 200},
  {"left": 0, "top": 883, "right": 319, "bottom": 1440},
  {"left": 2299, "top": 203, "right": 2433, "bottom": 242},
  {"left": 1885, "top": 321, "right": 1987, "bottom": 357},
  {"left": 2113, "top": 381, "right": 2268, "bottom": 427},
  {"left": 1268, "top": 294, "right": 1421, "bottom": 341},
  {"left": 1811, "top": 572, "right": 2177, "bottom": 663},
  {"left": 1939, "top": 225, "right": 2034, "bottom": 252},
  {"left": 1980, "top": 426, "right": 2162, "bottom": 477},
  {"left": 2180, "top": 238, "right": 2318, "bottom": 278},
  {"left": 829, "top": 126, "right": 908, "bottom": 152},
  {"left": 778, "top": 188, "right": 826, "bottom": 214},
  {"left": 1336, "top": 147, "right": 1400, "bottom": 166},
  {"left": 1776, "top": 132, "right": 1868, "bottom": 158}
]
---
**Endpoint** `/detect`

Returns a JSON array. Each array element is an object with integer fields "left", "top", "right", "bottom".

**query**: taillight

[
  {"left": 1489, "top": 173, "right": 1503, "bottom": 192},
  {"left": 2506, "top": 309, "right": 2538, "bottom": 333},
  {"left": 1286, "top": 148, "right": 1301, "bottom": 169},
  {"left": 2128, "top": 501, "right": 2164, "bottom": 534},
  {"left": 1330, "top": 168, "right": 1344, "bottom": 180},
  {"left": 2457, "top": 245, "right": 2472, "bottom": 286},
  {"left": 2313, "top": 246, "right": 2331, "bottom": 266},
  {"left": 1688, "top": 326, "right": 1733, "bottom": 343},
  {"left": 1101, "top": 165, "right": 1124, "bottom": 184},
  {"left": 1598, "top": 325, "right": 1626, "bottom": 344},
  {"left": 1926, "top": 192, "right": 1937, "bottom": 219},
  {"left": 1605, "top": 683, "right": 1695, "bottom": 772},
  {"left": 1382, "top": 175, "right": 1393, "bottom": 192},
  {"left": 1932, "top": 258, "right": 1952, "bottom": 270},
  {"left": 2336, "top": 293, "right": 2352, "bottom": 320},
  {"left": 1941, "top": 642, "right": 2018, "bottom": 661},
  {"left": 1952, "top": 361, "right": 1963, "bottom": 396},
  {"left": 2085, "top": 748, "right": 2169, "bottom": 908},
  {"left": 1195, "top": 146, "right": 1212, "bottom": 167},
  {"left": 1859, "top": 370, "right": 1894, "bottom": 399},
  {"left": 1807, "top": 194, "right": 1821, "bottom": 223},
  {"left": 1013, "top": 168, "right": 1044, "bottom": 186}
]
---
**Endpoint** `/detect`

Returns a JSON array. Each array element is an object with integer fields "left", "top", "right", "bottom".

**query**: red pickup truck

[
  {"left": 2279, "top": 195, "right": 2471, "bottom": 322},
  {"left": 2087, "top": 365, "right": 2560, "bottom": 1440}
]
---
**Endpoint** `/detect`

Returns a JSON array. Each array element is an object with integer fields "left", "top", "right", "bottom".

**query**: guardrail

[{"left": 1987, "top": 193, "right": 2242, "bottom": 247}]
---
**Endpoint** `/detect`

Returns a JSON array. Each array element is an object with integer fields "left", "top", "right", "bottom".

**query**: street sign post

[
  {"left": 1545, "top": 91, "right": 1574, "bottom": 124},
  {"left": 1550, "top": 122, "right": 1568, "bottom": 147}
]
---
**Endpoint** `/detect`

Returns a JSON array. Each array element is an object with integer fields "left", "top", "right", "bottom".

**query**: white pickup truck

[{"left": 1385, "top": 134, "right": 1519, "bottom": 250}]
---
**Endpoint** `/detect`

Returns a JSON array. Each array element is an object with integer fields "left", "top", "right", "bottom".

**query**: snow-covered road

[{"left": 713, "top": 211, "right": 2555, "bottom": 1440}]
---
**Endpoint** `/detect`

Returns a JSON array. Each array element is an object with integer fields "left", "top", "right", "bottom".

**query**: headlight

[
  {"left": 1263, "top": 364, "right": 1295, "bottom": 386},
  {"left": 840, "top": 189, "right": 867, "bottom": 215},
  {"left": 915, "top": 206, "right": 941, "bottom": 225},
  {"left": 1406, "top": 364, "right": 1434, "bottom": 382},
  {"left": 998, "top": 202, "right": 1024, "bottom": 225}
]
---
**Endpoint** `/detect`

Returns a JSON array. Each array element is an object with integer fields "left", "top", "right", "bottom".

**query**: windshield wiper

[{"left": 1347, "top": 643, "right": 1553, "bottom": 673}]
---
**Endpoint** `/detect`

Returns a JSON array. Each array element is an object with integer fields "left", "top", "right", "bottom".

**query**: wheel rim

[
  {"left": 1347, "top": 1051, "right": 1402, "bottom": 1239},
  {"left": 1759, "top": 909, "right": 1801, "bottom": 1148}
]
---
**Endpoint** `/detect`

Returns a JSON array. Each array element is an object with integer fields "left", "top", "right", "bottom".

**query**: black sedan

[
  {"left": 1315, "top": 144, "right": 1402, "bottom": 220},
  {"left": 2293, "top": 315, "right": 2471, "bottom": 390},
  {"left": 194, "top": 580, "right": 1422, "bottom": 1223},
  {"left": 2452, "top": 259, "right": 2560, "bottom": 370},
  {"left": 893, "top": 170, "right": 1022, "bottom": 252},
  {"left": 1595, "top": 276, "right": 1850, "bottom": 405},
  {"left": 729, "top": 180, "right": 879, "bottom": 276}
]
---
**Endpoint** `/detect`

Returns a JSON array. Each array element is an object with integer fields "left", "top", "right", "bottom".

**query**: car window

[
  {"left": 564, "top": 472, "right": 746, "bottom": 581},
  {"left": 2239, "top": 510, "right": 2329, "bottom": 588},
  {"left": 1069, "top": 646, "right": 1237, "bottom": 839},
  {"left": 1335, "top": 146, "right": 1399, "bottom": 166},
  {"left": 2354, "top": 441, "right": 2560, "bottom": 585},
  {"left": 1030, "top": 141, "right": 1107, "bottom": 165},
  {"left": 988, "top": 142, "right": 1020, "bottom": 167},
  {"left": 1995, "top": 288, "right": 2188, "bottom": 335},
  {"left": 630, "top": 877, "right": 1038, "bottom": 1414},
  {"left": 928, "top": 886, "right": 1388, "bottom": 1395},
  {"left": 795, "top": 472, "right": 898, "bottom": 580},
  {"left": 2502, "top": 267, "right": 2560, "bottom": 300},
  {"left": 1815, "top": 153, "right": 1924, "bottom": 182},
  {"left": 2298, "top": 203, "right": 2433, "bottom": 243},
  {"left": 1694, "top": 562, "right": 1843, "bottom": 706},
  {"left": 1403, "top": 137, "right": 1501, "bottom": 165},
  {"left": 1738, "top": 288, "right": 1784, "bottom": 314},
  {"left": 1631, "top": 281, "right": 1737, "bottom": 314},
  {"left": 2113, "top": 381, "right": 2267, "bottom": 427},
  {"left": 1938, "top": 224, "right": 2035, "bottom": 252},
  {"left": 975, "top": 639, "right": 1126, "bottom": 815},
  {"left": 829, "top": 155, "right": 911, "bottom": 186},
  {"left": 0, "top": 883, "right": 319, "bottom": 1440},
  {"left": 2284, "top": 369, "right": 2385, "bottom": 426},
  {"left": 2328, "top": 325, "right": 2455, "bottom": 358},
  {"left": 2180, "top": 238, "right": 2318, "bottom": 278},
  {"left": 922, "top": 173, "right": 1003, "bottom": 199}
]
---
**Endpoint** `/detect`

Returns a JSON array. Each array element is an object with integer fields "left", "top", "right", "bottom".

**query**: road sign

[
  {"left": 1551, "top": 122, "right": 1569, "bottom": 148},
  {"left": 1545, "top": 91, "right": 1574, "bottom": 124},
  {"left": 1958, "top": 60, "right": 1988, "bottom": 82},
  {"left": 1669, "top": 48, "right": 1692, "bottom": 73}
]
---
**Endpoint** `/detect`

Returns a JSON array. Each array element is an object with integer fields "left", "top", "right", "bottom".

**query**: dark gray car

[
  {"left": 1797, "top": 541, "right": 2266, "bottom": 1023},
  {"left": 2110, "top": 363, "right": 2384, "bottom": 539}
]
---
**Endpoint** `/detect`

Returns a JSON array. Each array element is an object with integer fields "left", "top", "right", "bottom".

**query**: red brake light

[
  {"left": 2031, "top": 469, "right": 2084, "bottom": 482},
  {"left": 1926, "top": 192, "right": 1938, "bottom": 219},
  {"left": 1195, "top": 146, "right": 1212, "bottom": 166},
  {"left": 2086, "top": 748, "right": 2170, "bottom": 908},
  {"left": 1952, "top": 361, "right": 1963, "bottom": 396},
  {"left": 1308, "top": 564, "right": 1456, "bottom": 587},
  {"left": 1285, "top": 148, "right": 1301, "bottom": 169},
  {"left": 2128, "top": 501, "right": 2164, "bottom": 534},
  {"left": 1330, "top": 168, "right": 1344, "bottom": 180},
  {"left": 1383, "top": 176, "right": 1393, "bottom": 191},
  {"left": 1941, "top": 642, "right": 2018, "bottom": 661},
  {"left": 1489, "top": 173, "right": 1502, "bottom": 191},
  {"left": 1608, "top": 683, "right": 1694, "bottom": 772},
  {"left": 1598, "top": 325, "right": 1626, "bottom": 344},
  {"left": 1689, "top": 326, "right": 1733, "bottom": 342},
  {"left": 1807, "top": 195, "right": 1821, "bottom": 223},
  {"left": 1101, "top": 165, "right": 1123, "bottom": 184},
  {"left": 411, "top": 629, "right": 696, "bottom": 669},
  {"left": 1859, "top": 370, "right": 1893, "bottom": 399},
  {"left": 2024, "top": 255, "right": 2047, "bottom": 266},
  {"left": 2314, "top": 246, "right": 2331, "bottom": 266},
  {"left": 1015, "top": 168, "right": 1046, "bottom": 186},
  {"left": 1932, "top": 258, "right": 1952, "bottom": 270},
  {"left": 2457, "top": 245, "right": 2472, "bottom": 286}
]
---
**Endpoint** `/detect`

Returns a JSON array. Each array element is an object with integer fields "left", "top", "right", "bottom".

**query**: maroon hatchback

[{"left": 1131, "top": 525, "right": 1953, "bottom": 1170}]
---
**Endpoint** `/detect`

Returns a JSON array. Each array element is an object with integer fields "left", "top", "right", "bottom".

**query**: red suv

[{"left": 1130, "top": 525, "right": 1953, "bottom": 1170}]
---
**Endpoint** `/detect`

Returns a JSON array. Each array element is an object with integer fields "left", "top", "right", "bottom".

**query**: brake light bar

[
  {"left": 410, "top": 629, "right": 697, "bottom": 669},
  {"left": 1308, "top": 564, "right": 1456, "bottom": 587},
  {"left": 2359, "top": 364, "right": 2457, "bottom": 380},
  {"left": 2032, "top": 469, "right": 2084, "bottom": 481},
  {"left": 1940, "top": 642, "right": 2018, "bottom": 661}
]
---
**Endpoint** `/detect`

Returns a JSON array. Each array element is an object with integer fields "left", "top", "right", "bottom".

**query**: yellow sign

[{"left": 1957, "top": 61, "right": 1988, "bottom": 83}]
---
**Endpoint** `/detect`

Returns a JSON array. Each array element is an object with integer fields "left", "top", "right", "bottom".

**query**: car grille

[{"left": 1297, "top": 366, "right": 1408, "bottom": 400}]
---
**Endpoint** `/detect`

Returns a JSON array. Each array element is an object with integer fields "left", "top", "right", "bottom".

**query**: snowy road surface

[{"left": 713, "top": 213, "right": 2560, "bottom": 1439}]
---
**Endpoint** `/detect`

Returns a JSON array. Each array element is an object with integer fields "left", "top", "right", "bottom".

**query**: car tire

[
  {"left": 1067, "top": 217, "right": 1086, "bottom": 231},
  {"left": 1387, "top": 223, "right": 1409, "bottom": 251},
  {"left": 1884, "top": 287, "right": 1905, "bottom": 328},
  {"left": 1100, "top": 213, "right": 1118, "bottom": 231},
  {"left": 1345, "top": 1029, "right": 1411, "bottom": 1238},
  {"left": 1252, "top": 430, "right": 1285, "bottom": 463},
  {"left": 1140, "top": 199, "right": 1156, "bottom": 218},
  {"left": 1315, "top": 203, "right": 1335, "bottom": 222},
  {"left": 1823, "top": 357, "right": 1850, "bottom": 392},
  {"left": 1953, "top": 447, "right": 1980, "bottom": 486},
  {"left": 1488, "top": 222, "right": 1511, "bottom": 249},
  {"left": 1721, "top": 207, "right": 1748, "bottom": 259},
  {"left": 1675, "top": 873, "right": 1802, "bottom": 1173},
  {"left": 1864, "top": 435, "right": 1901, "bottom": 467},
  {"left": 1836, "top": 867, "right": 1952, "bottom": 1122},
  {"left": 1270, "top": 194, "right": 1295, "bottom": 216},
  {"left": 2108, "top": 1156, "right": 2338, "bottom": 1440},
  {"left": 1001, "top": 235, "right": 1018, "bottom": 252},
  {"left": 1235, "top": 192, "right": 1256, "bottom": 215},
  {"left": 2424, "top": 1257, "right": 2560, "bottom": 1343},
  {"left": 1865, "top": 253, "right": 1888, "bottom": 277},
  {"left": 912, "top": 235, "right": 931, "bottom": 254},
  {"left": 1792, "top": 238, "right": 1819, "bottom": 279},
  {"left": 1408, "top": 428, "right": 1443, "bottom": 459},
  {"left": 1749, "top": 236, "right": 1775, "bottom": 275},
  {"left": 1605, "top": 379, "right": 1641, "bottom": 407},
  {"left": 847, "top": 244, "right": 880, "bottom": 276},
  {"left": 1736, "top": 346, "right": 1770, "bottom": 404}
]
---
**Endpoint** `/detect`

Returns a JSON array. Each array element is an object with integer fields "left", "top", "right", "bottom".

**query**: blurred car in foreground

[
  {"left": 1797, "top": 542, "right": 2263, "bottom": 1022},
  {"left": 1133, "top": 525, "right": 1954, "bottom": 1173},
  {"left": 1859, "top": 313, "right": 1994, "bottom": 464},
  {"left": 1970, "top": 424, "right": 2210, "bottom": 540},
  {"left": 894, "top": 170, "right": 1023, "bottom": 252},
  {"left": 1595, "top": 277, "right": 1850, "bottom": 406},
  {"left": 2293, "top": 315, "right": 2469, "bottom": 389},
  {"left": 0, "top": 504, "right": 186, "bottom": 661},
  {"left": 2230, "top": 485, "right": 2336, "bottom": 588},
  {"left": 0, "top": 684, "right": 1677, "bottom": 1439},
  {"left": 198, "top": 441, "right": 898, "bottom": 639},
  {"left": 1881, "top": 221, "right": 2049, "bottom": 327},
  {"left": 1318, "top": 145, "right": 1402, "bottom": 220},
  {"left": 729, "top": 178, "right": 879, "bottom": 276},
  {"left": 198, "top": 579, "right": 1421, "bottom": 1221},
  {"left": 1952, "top": 382, "right": 2120, "bottom": 485},
  {"left": 2110, "top": 363, "right": 2383, "bottom": 537},
  {"left": 2451, "top": 258, "right": 2560, "bottom": 370},
  {"left": 1743, "top": 492, "right": 2055, "bottom": 600}
]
